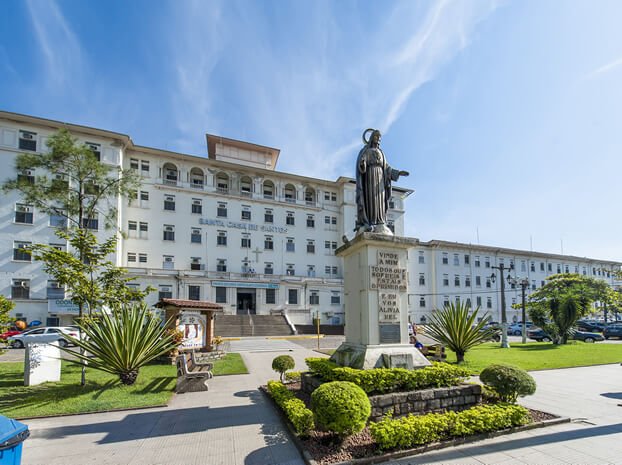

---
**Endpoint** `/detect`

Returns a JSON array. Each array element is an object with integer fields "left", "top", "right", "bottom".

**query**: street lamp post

[
  {"left": 508, "top": 276, "right": 530, "bottom": 343},
  {"left": 490, "top": 262, "right": 513, "bottom": 349}
]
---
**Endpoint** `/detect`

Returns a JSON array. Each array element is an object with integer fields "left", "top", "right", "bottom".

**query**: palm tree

[
  {"left": 425, "top": 302, "right": 497, "bottom": 363},
  {"left": 60, "top": 302, "right": 177, "bottom": 385}
]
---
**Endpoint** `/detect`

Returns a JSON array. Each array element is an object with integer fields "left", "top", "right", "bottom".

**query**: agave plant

[
  {"left": 61, "top": 302, "right": 177, "bottom": 385},
  {"left": 425, "top": 302, "right": 497, "bottom": 363}
]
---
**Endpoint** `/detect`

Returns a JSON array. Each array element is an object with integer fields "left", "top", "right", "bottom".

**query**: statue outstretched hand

[{"left": 399, "top": 170, "right": 410, "bottom": 177}]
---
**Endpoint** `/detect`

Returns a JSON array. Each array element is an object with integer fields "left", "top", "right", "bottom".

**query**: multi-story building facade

[{"left": 1, "top": 111, "right": 620, "bottom": 327}]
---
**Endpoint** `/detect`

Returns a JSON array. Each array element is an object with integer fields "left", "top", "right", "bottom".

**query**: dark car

[
  {"left": 528, "top": 328, "right": 604, "bottom": 343},
  {"left": 577, "top": 321, "right": 606, "bottom": 332},
  {"left": 478, "top": 327, "right": 501, "bottom": 342},
  {"left": 603, "top": 324, "right": 622, "bottom": 340}
]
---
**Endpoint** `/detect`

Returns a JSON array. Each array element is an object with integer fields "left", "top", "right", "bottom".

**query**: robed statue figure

[{"left": 355, "top": 129, "right": 409, "bottom": 235}]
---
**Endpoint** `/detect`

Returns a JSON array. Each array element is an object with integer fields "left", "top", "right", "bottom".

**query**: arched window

[
  {"left": 304, "top": 187, "right": 316, "bottom": 205},
  {"left": 190, "top": 167, "right": 204, "bottom": 189},
  {"left": 163, "top": 163, "right": 178, "bottom": 185},
  {"left": 263, "top": 180, "right": 275, "bottom": 199},
  {"left": 215, "top": 172, "right": 229, "bottom": 193},
  {"left": 284, "top": 183, "right": 296, "bottom": 203},
  {"left": 240, "top": 176, "right": 253, "bottom": 197}
]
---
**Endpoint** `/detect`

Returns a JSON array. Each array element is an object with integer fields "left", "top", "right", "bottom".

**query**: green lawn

[
  {"left": 0, "top": 361, "right": 176, "bottom": 419},
  {"left": 446, "top": 341, "right": 622, "bottom": 373},
  {"left": 211, "top": 353, "right": 248, "bottom": 375}
]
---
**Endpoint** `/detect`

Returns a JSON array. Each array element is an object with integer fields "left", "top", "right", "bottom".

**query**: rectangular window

[
  {"left": 19, "top": 130, "right": 37, "bottom": 151},
  {"left": 557, "top": 264, "right": 562, "bottom": 273},
  {"left": 15, "top": 204, "right": 34, "bottom": 224},
  {"left": 288, "top": 289, "right": 298, "bottom": 305},
  {"left": 531, "top": 280, "right": 537, "bottom": 290},
  {"left": 188, "top": 285, "right": 201, "bottom": 301},
  {"left": 325, "top": 266, "right": 331, "bottom": 275},
  {"left": 265, "top": 288, "right": 276, "bottom": 304},
  {"left": 158, "top": 285, "right": 173, "bottom": 300},
  {"left": 443, "top": 274, "right": 449, "bottom": 286},
  {"left": 474, "top": 256, "right": 480, "bottom": 267},
  {"left": 191, "top": 199, "right": 202, "bottom": 214},
  {"left": 49, "top": 211, "right": 67, "bottom": 228},
  {"left": 540, "top": 262, "right": 545, "bottom": 271},
  {"left": 487, "top": 297, "right": 492, "bottom": 309},
  {"left": 418, "top": 251, "right": 425, "bottom": 264},
  {"left": 548, "top": 263, "right": 552, "bottom": 272},
  {"left": 190, "top": 257, "right": 202, "bottom": 270},
  {"left": 164, "top": 195, "right": 175, "bottom": 211},
  {"left": 264, "top": 262, "right": 274, "bottom": 275},
  {"left": 139, "top": 222, "right": 148, "bottom": 238},
  {"left": 309, "top": 290, "right": 320, "bottom": 305},
  {"left": 454, "top": 275, "right": 460, "bottom": 286},
  {"left": 162, "top": 255, "right": 174, "bottom": 269},
  {"left": 331, "top": 216, "right": 337, "bottom": 225},
  {"left": 140, "top": 190, "right": 149, "bottom": 202},
  {"left": 47, "top": 281, "right": 65, "bottom": 299},
  {"left": 241, "top": 234, "right": 251, "bottom": 248},
  {"left": 286, "top": 264, "right": 295, "bottom": 276},
  {"left": 217, "top": 202, "right": 227, "bottom": 218},
  {"left": 286, "top": 238, "right": 295, "bottom": 252},
  {"left": 241, "top": 208, "right": 251, "bottom": 221},
  {"left": 130, "top": 158, "right": 139, "bottom": 170},
  {"left": 163, "top": 225, "right": 175, "bottom": 241},
  {"left": 442, "top": 252, "right": 448, "bottom": 264},
  {"left": 139, "top": 253, "right": 147, "bottom": 263},
  {"left": 215, "top": 287, "right": 227, "bottom": 303},
  {"left": 264, "top": 209, "right": 273, "bottom": 223},
  {"left": 465, "top": 276, "right": 471, "bottom": 287},
  {"left": 264, "top": 236, "right": 274, "bottom": 250},
  {"left": 128, "top": 220, "right": 137, "bottom": 233},
  {"left": 443, "top": 296, "right": 450, "bottom": 307},
  {"left": 17, "top": 169, "right": 35, "bottom": 185},
  {"left": 332, "top": 266, "right": 338, "bottom": 275},
  {"left": 191, "top": 228, "right": 202, "bottom": 244},
  {"left": 485, "top": 257, "right": 490, "bottom": 268},
  {"left": 419, "top": 297, "right": 426, "bottom": 308},
  {"left": 476, "top": 296, "right": 482, "bottom": 307},
  {"left": 127, "top": 252, "right": 137, "bottom": 263},
  {"left": 521, "top": 260, "right": 526, "bottom": 272},
  {"left": 307, "top": 265, "right": 316, "bottom": 277},
  {"left": 331, "top": 241, "right": 337, "bottom": 250},
  {"left": 419, "top": 273, "right": 425, "bottom": 285},
  {"left": 331, "top": 291, "right": 340, "bottom": 305},
  {"left": 217, "top": 231, "right": 227, "bottom": 246},
  {"left": 453, "top": 254, "right": 459, "bottom": 266},
  {"left": 324, "top": 216, "right": 331, "bottom": 224},
  {"left": 286, "top": 212, "right": 295, "bottom": 226},
  {"left": 141, "top": 160, "right": 150, "bottom": 174},
  {"left": 217, "top": 259, "right": 227, "bottom": 272},
  {"left": 86, "top": 142, "right": 101, "bottom": 161},
  {"left": 82, "top": 216, "right": 99, "bottom": 230},
  {"left": 476, "top": 276, "right": 481, "bottom": 286},
  {"left": 307, "top": 240, "right": 315, "bottom": 254},
  {"left": 486, "top": 278, "right": 491, "bottom": 288},
  {"left": 13, "top": 242, "right": 31, "bottom": 261},
  {"left": 464, "top": 254, "right": 470, "bottom": 265},
  {"left": 325, "top": 241, "right": 331, "bottom": 250},
  {"left": 306, "top": 215, "right": 315, "bottom": 228}
]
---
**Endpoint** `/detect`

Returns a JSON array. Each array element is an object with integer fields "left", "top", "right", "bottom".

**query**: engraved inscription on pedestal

[
  {"left": 370, "top": 251, "right": 407, "bottom": 292},
  {"left": 379, "top": 324, "right": 401, "bottom": 343},
  {"left": 379, "top": 292, "right": 400, "bottom": 323}
]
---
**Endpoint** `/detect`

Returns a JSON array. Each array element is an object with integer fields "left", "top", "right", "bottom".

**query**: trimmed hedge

[
  {"left": 370, "top": 404, "right": 531, "bottom": 450},
  {"left": 266, "top": 381, "right": 314, "bottom": 435},
  {"left": 305, "top": 358, "right": 469, "bottom": 394},
  {"left": 311, "top": 381, "right": 371, "bottom": 436},
  {"left": 480, "top": 364, "right": 536, "bottom": 403}
]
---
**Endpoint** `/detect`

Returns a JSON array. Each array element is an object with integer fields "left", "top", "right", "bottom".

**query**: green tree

[
  {"left": 0, "top": 296, "right": 15, "bottom": 354},
  {"left": 2, "top": 129, "right": 142, "bottom": 384},
  {"left": 425, "top": 302, "right": 497, "bottom": 363},
  {"left": 527, "top": 273, "right": 608, "bottom": 344}
]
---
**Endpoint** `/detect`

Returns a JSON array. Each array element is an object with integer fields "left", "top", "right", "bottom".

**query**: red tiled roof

[{"left": 155, "top": 299, "right": 224, "bottom": 311}]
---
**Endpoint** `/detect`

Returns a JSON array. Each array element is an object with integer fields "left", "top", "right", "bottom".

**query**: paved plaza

[{"left": 11, "top": 338, "right": 622, "bottom": 465}]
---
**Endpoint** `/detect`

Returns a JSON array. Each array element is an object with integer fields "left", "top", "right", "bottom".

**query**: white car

[{"left": 8, "top": 326, "right": 80, "bottom": 348}]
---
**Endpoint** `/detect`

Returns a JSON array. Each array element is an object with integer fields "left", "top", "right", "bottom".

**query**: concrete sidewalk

[{"left": 20, "top": 340, "right": 622, "bottom": 465}]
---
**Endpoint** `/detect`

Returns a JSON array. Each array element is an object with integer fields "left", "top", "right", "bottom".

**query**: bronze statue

[{"left": 355, "top": 129, "right": 409, "bottom": 235}]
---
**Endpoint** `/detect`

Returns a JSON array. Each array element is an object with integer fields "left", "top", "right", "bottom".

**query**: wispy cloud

[
  {"left": 25, "top": 0, "right": 84, "bottom": 89},
  {"left": 167, "top": 0, "right": 499, "bottom": 178},
  {"left": 586, "top": 56, "right": 622, "bottom": 79}
]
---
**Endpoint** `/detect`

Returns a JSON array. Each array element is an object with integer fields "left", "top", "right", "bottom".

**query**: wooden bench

[
  {"left": 190, "top": 351, "right": 215, "bottom": 376},
  {"left": 175, "top": 353, "right": 212, "bottom": 393},
  {"left": 424, "top": 344, "right": 447, "bottom": 362}
]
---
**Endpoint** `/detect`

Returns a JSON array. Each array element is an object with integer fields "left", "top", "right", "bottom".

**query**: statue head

[{"left": 363, "top": 128, "right": 382, "bottom": 146}]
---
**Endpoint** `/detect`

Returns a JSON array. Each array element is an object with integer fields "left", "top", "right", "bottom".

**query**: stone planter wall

[{"left": 301, "top": 373, "right": 482, "bottom": 422}]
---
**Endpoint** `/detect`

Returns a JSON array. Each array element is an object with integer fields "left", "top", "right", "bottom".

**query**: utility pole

[
  {"left": 508, "top": 277, "right": 530, "bottom": 344},
  {"left": 491, "top": 262, "right": 513, "bottom": 348}
]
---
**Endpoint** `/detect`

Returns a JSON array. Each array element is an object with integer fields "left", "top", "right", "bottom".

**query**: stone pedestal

[{"left": 330, "top": 232, "right": 431, "bottom": 369}]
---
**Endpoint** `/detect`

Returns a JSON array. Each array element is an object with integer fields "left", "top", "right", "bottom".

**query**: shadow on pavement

[{"left": 601, "top": 392, "right": 622, "bottom": 400}]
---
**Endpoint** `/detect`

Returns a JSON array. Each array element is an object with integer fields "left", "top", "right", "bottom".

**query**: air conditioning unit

[
  {"left": 192, "top": 199, "right": 201, "bottom": 205},
  {"left": 164, "top": 256, "right": 173, "bottom": 262},
  {"left": 24, "top": 169, "right": 34, "bottom": 176},
  {"left": 165, "top": 226, "right": 174, "bottom": 232},
  {"left": 165, "top": 195, "right": 174, "bottom": 201},
  {"left": 18, "top": 206, "right": 32, "bottom": 212},
  {"left": 17, "top": 281, "right": 29, "bottom": 288},
  {"left": 21, "top": 132, "right": 34, "bottom": 140}
]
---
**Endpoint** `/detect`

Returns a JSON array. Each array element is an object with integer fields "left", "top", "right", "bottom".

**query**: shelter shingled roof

[{"left": 155, "top": 299, "right": 224, "bottom": 311}]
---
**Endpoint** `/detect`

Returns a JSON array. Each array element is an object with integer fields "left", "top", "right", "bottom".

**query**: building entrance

[{"left": 236, "top": 289, "right": 256, "bottom": 315}]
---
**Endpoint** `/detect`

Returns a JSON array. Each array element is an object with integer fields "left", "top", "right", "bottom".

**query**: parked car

[
  {"left": 479, "top": 328, "right": 501, "bottom": 342},
  {"left": 8, "top": 326, "right": 79, "bottom": 348},
  {"left": 0, "top": 328, "right": 22, "bottom": 340},
  {"left": 507, "top": 322, "right": 534, "bottom": 335},
  {"left": 603, "top": 324, "right": 622, "bottom": 340},
  {"left": 527, "top": 328, "right": 604, "bottom": 343},
  {"left": 577, "top": 320, "right": 606, "bottom": 332}
]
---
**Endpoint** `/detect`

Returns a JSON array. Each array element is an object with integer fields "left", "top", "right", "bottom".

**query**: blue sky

[{"left": 2, "top": 0, "right": 622, "bottom": 261}]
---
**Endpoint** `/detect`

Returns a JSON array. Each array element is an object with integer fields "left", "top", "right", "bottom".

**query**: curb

[
  {"left": 15, "top": 402, "right": 170, "bottom": 421},
  {"left": 260, "top": 386, "right": 569, "bottom": 465}
]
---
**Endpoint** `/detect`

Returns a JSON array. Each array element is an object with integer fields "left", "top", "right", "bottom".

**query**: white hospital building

[{"left": 1, "top": 111, "right": 620, "bottom": 328}]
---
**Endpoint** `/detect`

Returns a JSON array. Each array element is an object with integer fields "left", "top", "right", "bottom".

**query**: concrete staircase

[{"left": 214, "top": 314, "right": 293, "bottom": 337}]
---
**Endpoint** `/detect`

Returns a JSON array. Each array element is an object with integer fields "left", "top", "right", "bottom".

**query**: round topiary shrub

[
  {"left": 272, "top": 355, "right": 295, "bottom": 382},
  {"left": 310, "top": 381, "right": 371, "bottom": 436},
  {"left": 480, "top": 364, "right": 536, "bottom": 403}
]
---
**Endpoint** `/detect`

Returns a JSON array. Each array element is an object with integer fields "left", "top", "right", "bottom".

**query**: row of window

[
  {"left": 12, "top": 130, "right": 101, "bottom": 160},
  {"left": 157, "top": 284, "right": 341, "bottom": 305},
  {"left": 436, "top": 251, "right": 614, "bottom": 277},
  {"left": 434, "top": 274, "right": 540, "bottom": 290},
  {"left": 9, "top": 279, "right": 64, "bottom": 300},
  {"left": 12, "top": 204, "right": 97, "bottom": 229}
]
